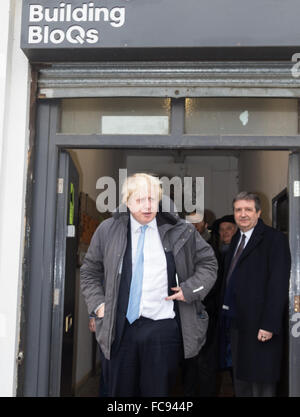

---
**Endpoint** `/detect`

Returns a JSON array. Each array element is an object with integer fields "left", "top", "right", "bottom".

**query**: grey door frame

[
  {"left": 288, "top": 152, "right": 300, "bottom": 397},
  {"left": 49, "top": 149, "right": 69, "bottom": 397},
  {"left": 21, "top": 98, "right": 300, "bottom": 396},
  {"left": 50, "top": 150, "right": 79, "bottom": 397}
]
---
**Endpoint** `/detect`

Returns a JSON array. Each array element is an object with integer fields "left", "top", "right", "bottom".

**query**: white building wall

[{"left": 0, "top": 0, "right": 30, "bottom": 396}]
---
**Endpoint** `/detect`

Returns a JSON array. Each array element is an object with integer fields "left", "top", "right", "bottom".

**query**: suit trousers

[
  {"left": 182, "top": 333, "right": 218, "bottom": 397},
  {"left": 107, "top": 316, "right": 182, "bottom": 397},
  {"left": 230, "top": 326, "right": 277, "bottom": 397}
]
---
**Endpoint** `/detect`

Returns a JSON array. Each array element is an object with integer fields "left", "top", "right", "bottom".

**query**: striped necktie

[{"left": 226, "top": 233, "right": 246, "bottom": 284}]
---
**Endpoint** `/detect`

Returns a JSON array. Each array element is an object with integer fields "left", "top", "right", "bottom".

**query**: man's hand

[
  {"left": 165, "top": 286, "right": 186, "bottom": 302},
  {"left": 96, "top": 303, "right": 105, "bottom": 318},
  {"left": 257, "top": 329, "right": 273, "bottom": 342},
  {"left": 88, "top": 317, "right": 96, "bottom": 333}
]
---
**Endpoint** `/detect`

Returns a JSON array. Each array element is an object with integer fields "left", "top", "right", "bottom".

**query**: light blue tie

[{"left": 126, "top": 225, "right": 148, "bottom": 324}]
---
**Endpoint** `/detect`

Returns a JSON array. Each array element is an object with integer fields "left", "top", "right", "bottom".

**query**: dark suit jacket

[{"left": 222, "top": 218, "right": 291, "bottom": 383}]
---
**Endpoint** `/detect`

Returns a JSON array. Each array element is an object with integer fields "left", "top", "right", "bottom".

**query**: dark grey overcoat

[{"left": 80, "top": 202, "right": 218, "bottom": 360}]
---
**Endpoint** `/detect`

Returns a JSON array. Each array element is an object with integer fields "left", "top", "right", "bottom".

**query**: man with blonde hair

[{"left": 81, "top": 173, "right": 217, "bottom": 396}]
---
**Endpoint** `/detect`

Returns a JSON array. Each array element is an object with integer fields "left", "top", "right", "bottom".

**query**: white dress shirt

[{"left": 130, "top": 214, "right": 175, "bottom": 320}]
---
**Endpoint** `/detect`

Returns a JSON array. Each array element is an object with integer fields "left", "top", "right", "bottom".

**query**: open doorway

[
  {"left": 59, "top": 147, "right": 290, "bottom": 397},
  {"left": 21, "top": 96, "right": 300, "bottom": 397}
]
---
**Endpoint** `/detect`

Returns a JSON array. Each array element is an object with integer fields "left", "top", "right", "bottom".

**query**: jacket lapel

[
  {"left": 224, "top": 231, "right": 240, "bottom": 276},
  {"left": 121, "top": 217, "right": 132, "bottom": 293},
  {"left": 236, "top": 218, "right": 265, "bottom": 264}
]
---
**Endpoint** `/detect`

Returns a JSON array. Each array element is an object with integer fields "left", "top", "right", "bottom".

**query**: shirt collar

[
  {"left": 130, "top": 214, "right": 157, "bottom": 233},
  {"left": 240, "top": 227, "right": 254, "bottom": 240}
]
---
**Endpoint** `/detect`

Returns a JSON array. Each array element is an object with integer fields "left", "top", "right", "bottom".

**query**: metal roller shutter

[{"left": 37, "top": 61, "right": 300, "bottom": 99}]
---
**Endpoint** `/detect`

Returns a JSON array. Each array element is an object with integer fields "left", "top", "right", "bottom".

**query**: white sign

[
  {"left": 27, "top": 2, "right": 126, "bottom": 45},
  {"left": 101, "top": 116, "right": 169, "bottom": 135}
]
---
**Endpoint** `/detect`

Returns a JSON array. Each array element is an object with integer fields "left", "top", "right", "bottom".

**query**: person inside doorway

[
  {"left": 80, "top": 173, "right": 218, "bottom": 397},
  {"left": 221, "top": 191, "right": 291, "bottom": 397},
  {"left": 186, "top": 210, "right": 211, "bottom": 244},
  {"left": 214, "top": 215, "right": 238, "bottom": 257},
  {"left": 181, "top": 211, "right": 236, "bottom": 396},
  {"left": 211, "top": 215, "right": 237, "bottom": 395}
]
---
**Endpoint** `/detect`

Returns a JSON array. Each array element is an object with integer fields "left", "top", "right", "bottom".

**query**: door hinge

[
  {"left": 65, "top": 314, "right": 73, "bottom": 333},
  {"left": 53, "top": 288, "right": 60, "bottom": 306},
  {"left": 17, "top": 351, "right": 24, "bottom": 365},
  {"left": 57, "top": 178, "right": 64, "bottom": 194},
  {"left": 295, "top": 295, "right": 300, "bottom": 312},
  {"left": 293, "top": 181, "right": 300, "bottom": 197},
  {"left": 67, "top": 225, "right": 76, "bottom": 238}
]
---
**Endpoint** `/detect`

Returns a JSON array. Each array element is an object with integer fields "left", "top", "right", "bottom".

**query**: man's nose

[{"left": 143, "top": 199, "right": 151, "bottom": 210}]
